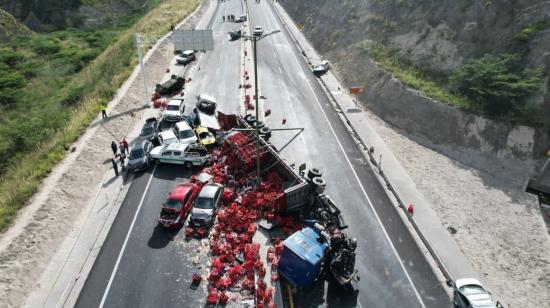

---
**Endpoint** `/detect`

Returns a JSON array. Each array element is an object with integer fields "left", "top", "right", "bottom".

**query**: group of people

[
  {"left": 110, "top": 139, "right": 129, "bottom": 176},
  {"left": 223, "top": 14, "right": 236, "bottom": 22}
]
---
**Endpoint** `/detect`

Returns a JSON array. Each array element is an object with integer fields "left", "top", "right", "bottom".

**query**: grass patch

[
  {"left": 515, "top": 19, "right": 550, "bottom": 42},
  {"left": 0, "top": 0, "right": 199, "bottom": 232},
  {"left": 360, "top": 41, "right": 470, "bottom": 108}
]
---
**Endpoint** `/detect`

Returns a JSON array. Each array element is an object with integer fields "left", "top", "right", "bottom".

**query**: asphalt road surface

[{"left": 76, "top": 0, "right": 449, "bottom": 307}]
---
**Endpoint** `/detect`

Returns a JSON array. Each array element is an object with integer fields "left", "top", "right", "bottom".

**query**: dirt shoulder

[{"left": 364, "top": 111, "right": 550, "bottom": 308}]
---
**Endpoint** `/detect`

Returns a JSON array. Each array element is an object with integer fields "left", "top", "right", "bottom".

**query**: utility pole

[
  {"left": 253, "top": 36, "right": 261, "bottom": 191},
  {"left": 135, "top": 33, "right": 149, "bottom": 107}
]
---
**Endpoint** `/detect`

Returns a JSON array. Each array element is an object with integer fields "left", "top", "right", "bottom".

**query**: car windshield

[
  {"left": 459, "top": 285, "right": 487, "bottom": 296},
  {"left": 180, "top": 130, "right": 195, "bottom": 138},
  {"left": 164, "top": 137, "right": 177, "bottom": 144},
  {"left": 164, "top": 198, "right": 182, "bottom": 209},
  {"left": 141, "top": 127, "right": 153, "bottom": 135},
  {"left": 194, "top": 197, "right": 213, "bottom": 209},
  {"left": 129, "top": 149, "right": 144, "bottom": 159},
  {"left": 167, "top": 105, "right": 179, "bottom": 111},
  {"left": 199, "top": 132, "right": 210, "bottom": 139}
]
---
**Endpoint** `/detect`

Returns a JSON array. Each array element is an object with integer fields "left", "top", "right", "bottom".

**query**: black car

[
  {"left": 155, "top": 75, "right": 185, "bottom": 95},
  {"left": 229, "top": 29, "right": 242, "bottom": 40},
  {"left": 140, "top": 117, "right": 160, "bottom": 142}
]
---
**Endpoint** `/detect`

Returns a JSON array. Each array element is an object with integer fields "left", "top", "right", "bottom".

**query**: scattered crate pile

[{"left": 189, "top": 132, "right": 304, "bottom": 307}]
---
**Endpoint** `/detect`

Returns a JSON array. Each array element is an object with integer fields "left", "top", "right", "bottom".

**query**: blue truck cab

[{"left": 277, "top": 227, "right": 329, "bottom": 289}]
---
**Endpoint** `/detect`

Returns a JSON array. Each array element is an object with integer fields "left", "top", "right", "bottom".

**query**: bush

[{"left": 449, "top": 54, "right": 543, "bottom": 115}]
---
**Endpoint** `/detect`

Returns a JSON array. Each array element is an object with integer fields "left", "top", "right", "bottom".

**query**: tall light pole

[{"left": 245, "top": 29, "right": 281, "bottom": 191}]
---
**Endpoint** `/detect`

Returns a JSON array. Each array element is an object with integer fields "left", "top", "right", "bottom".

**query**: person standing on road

[
  {"left": 122, "top": 138, "right": 129, "bottom": 155},
  {"left": 119, "top": 153, "right": 126, "bottom": 171},
  {"left": 100, "top": 103, "right": 107, "bottom": 119},
  {"left": 119, "top": 142, "right": 126, "bottom": 158},
  {"left": 111, "top": 158, "right": 119, "bottom": 177},
  {"left": 111, "top": 141, "right": 117, "bottom": 156}
]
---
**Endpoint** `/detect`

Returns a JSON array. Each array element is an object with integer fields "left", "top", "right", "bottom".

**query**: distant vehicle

[
  {"left": 195, "top": 94, "right": 220, "bottom": 130},
  {"left": 229, "top": 29, "right": 242, "bottom": 40},
  {"left": 127, "top": 140, "right": 153, "bottom": 172},
  {"left": 453, "top": 278, "right": 501, "bottom": 308},
  {"left": 176, "top": 50, "right": 196, "bottom": 64},
  {"left": 253, "top": 26, "right": 264, "bottom": 37},
  {"left": 158, "top": 130, "right": 179, "bottom": 146},
  {"left": 163, "top": 98, "right": 185, "bottom": 123},
  {"left": 195, "top": 126, "right": 216, "bottom": 147},
  {"left": 155, "top": 75, "right": 185, "bottom": 95},
  {"left": 189, "top": 183, "right": 223, "bottom": 227},
  {"left": 158, "top": 181, "right": 201, "bottom": 228},
  {"left": 150, "top": 143, "right": 210, "bottom": 167},
  {"left": 236, "top": 15, "right": 247, "bottom": 23},
  {"left": 140, "top": 117, "right": 160, "bottom": 142},
  {"left": 173, "top": 121, "right": 198, "bottom": 144},
  {"left": 313, "top": 60, "right": 329, "bottom": 76}
]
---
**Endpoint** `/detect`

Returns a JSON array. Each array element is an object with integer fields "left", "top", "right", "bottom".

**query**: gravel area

[{"left": 363, "top": 110, "right": 550, "bottom": 308}]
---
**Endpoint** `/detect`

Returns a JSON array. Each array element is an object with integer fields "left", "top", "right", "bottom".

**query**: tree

[{"left": 449, "top": 53, "right": 543, "bottom": 115}]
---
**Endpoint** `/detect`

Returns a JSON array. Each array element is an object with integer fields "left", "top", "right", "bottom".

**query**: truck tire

[
  {"left": 153, "top": 158, "right": 160, "bottom": 165},
  {"left": 307, "top": 167, "right": 322, "bottom": 180},
  {"left": 311, "top": 176, "right": 326, "bottom": 194},
  {"left": 254, "top": 120, "right": 265, "bottom": 129},
  {"left": 259, "top": 126, "right": 272, "bottom": 139},
  {"left": 185, "top": 161, "right": 193, "bottom": 168},
  {"left": 246, "top": 115, "right": 256, "bottom": 126}
]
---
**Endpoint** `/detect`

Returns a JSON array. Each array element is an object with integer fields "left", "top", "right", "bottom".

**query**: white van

[{"left": 173, "top": 121, "right": 198, "bottom": 145}]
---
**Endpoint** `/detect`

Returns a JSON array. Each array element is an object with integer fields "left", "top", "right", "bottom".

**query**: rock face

[
  {"left": 279, "top": 0, "right": 550, "bottom": 159},
  {"left": 0, "top": 0, "right": 150, "bottom": 30}
]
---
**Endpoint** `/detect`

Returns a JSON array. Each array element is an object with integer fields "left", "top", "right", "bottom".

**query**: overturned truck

[{"left": 218, "top": 113, "right": 359, "bottom": 288}]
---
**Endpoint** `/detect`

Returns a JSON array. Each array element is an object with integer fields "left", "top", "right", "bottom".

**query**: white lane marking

[
  {"left": 282, "top": 19, "right": 427, "bottom": 308},
  {"left": 99, "top": 165, "right": 157, "bottom": 307}
]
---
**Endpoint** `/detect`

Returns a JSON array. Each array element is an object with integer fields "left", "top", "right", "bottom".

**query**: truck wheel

[
  {"left": 260, "top": 126, "right": 272, "bottom": 139},
  {"left": 153, "top": 159, "right": 160, "bottom": 165},
  {"left": 185, "top": 161, "right": 193, "bottom": 168},
  {"left": 246, "top": 115, "right": 256, "bottom": 126},
  {"left": 307, "top": 167, "right": 322, "bottom": 180},
  {"left": 254, "top": 120, "right": 265, "bottom": 129},
  {"left": 312, "top": 177, "right": 326, "bottom": 194}
]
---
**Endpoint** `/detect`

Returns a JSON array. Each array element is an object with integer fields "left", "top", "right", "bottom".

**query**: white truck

[{"left": 150, "top": 143, "right": 211, "bottom": 168}]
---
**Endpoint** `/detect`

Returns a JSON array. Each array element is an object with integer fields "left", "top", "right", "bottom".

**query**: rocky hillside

[
  {"left": 0, "top": 0, "right": 151, "bottom": 30},
  {"left": 279, "top": 0, "right": 549, "bottom": 108},
  {"left": 0, "top": 8, "right": 30, "bottom": 41}
]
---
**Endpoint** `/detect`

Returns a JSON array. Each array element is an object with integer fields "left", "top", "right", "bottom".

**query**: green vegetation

[
  {"left": 449, "top": 54, "right": 543, "bottom": 115},
  {"left": 360, "top": 42, "right": 546, "bottom": 127},
  {"left": 515, "top": 19, "right": 550, "bottom": 42},
  {"left": 360, "top": 42, "right": 470, "bottom": 108},
  {"left": 0, "top": 0, "right": 199, "bottom": 231},
  {"left": 0, "top": 9, "right": 31, "bottom": 40}
]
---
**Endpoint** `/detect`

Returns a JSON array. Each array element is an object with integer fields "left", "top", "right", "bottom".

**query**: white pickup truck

[{"left": 150, "top": 143, "right": 211, "bottom": 168}]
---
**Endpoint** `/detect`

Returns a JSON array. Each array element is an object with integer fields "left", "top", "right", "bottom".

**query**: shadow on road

[
  {"left": 293, "top": 271, "right": 360, "bottom": 307},
  {"left": 147, "top": 225, "right": 181, "bottom": 249}
]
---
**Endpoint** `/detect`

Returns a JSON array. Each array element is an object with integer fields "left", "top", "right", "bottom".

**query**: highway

[{"left": 76, "top": 0, "right": 449, "bottom": 307}]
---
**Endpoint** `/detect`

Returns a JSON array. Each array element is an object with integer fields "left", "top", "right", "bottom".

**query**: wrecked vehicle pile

[{"left": 182, "top": 115, "right": 358, "bottom": 306}]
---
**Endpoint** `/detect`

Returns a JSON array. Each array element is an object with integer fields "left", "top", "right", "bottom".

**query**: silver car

[
  {"left": 189, "top": 183, "right": 223, "bottom": 227},
  {"left": 453, "top": 278, "right": 502, "bottom": 308},
  {"left": 127, "top": 140, "right": 153, "bottom": 172}
]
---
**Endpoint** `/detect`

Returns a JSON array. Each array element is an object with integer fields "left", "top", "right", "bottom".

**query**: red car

[{"left": 158, "top": 181, "right": 201, "bottom": 228}]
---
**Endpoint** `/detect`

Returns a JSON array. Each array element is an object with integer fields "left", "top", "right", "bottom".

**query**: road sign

[
  {"left": 173, "top": 29, "right": 214, "bottom": 51},
  {"left": 349, "top": 86, "right": 364, "bottom": 94}
]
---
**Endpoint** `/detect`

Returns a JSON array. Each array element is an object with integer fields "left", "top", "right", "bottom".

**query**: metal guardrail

[{"left": 268, "top": 0, "right": 454, "bottom": 286}]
